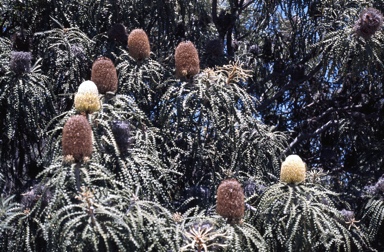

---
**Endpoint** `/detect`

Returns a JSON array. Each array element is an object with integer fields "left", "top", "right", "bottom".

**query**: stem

[{"left": 75, "top": 162, "right": 81, "bottom": 191}]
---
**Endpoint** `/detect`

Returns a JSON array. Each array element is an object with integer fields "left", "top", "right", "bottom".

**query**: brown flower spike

[
  {"left": 111, "top": 120, "right": 131, "bottom": 154},
  {"left": 10, "top": 51, "right": 32, "bottom": 75},
  {"left": 175, "top": 41, "right": 200, "bottom": 79},
  {"left": 205, "top": 39, "right": 224, "bottom": 57},
  {"left": 280, "top": 155, "right": 306, "bottom": 184},
  {"left": 91, "top": 57, "right": 118, "bottom": 94},
  {"left": 354, "top": 8, "right": 383, "bottom": 40},
  {"left": 62, "top": 115, "right": 93, "bottom": 162},
  {"left": 128, "top": 29, "right": 151, "bottom": 61},
  {"left": 108, "top": 23, "right": 128, "bottom": 44},
  {"left": 216, "top": 178, "right": 244, "bottom": 224}
]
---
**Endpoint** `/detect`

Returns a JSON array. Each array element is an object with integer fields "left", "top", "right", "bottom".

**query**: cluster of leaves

[
  {"left": 252, "top": 182, "right": 371, "bottom": 251},
  {"left": 245, "top": 0, "right": 384, "bottom": 199}
]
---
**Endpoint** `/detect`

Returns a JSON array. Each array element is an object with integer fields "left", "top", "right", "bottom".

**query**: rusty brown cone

[
  {"left": 91, "top": 57, "right": 118, "bottom": 94},
  {"left": 62, "top": 115, "right": 93, "bottom": 162},
  {"left": 128, "top": 29, "right": 151, "bottom": 61},
  {"left": 108, "top": 23, "right": 128, "bottom": 44},
  {"left": 216, "top": 178, "right": 245, "bottom": 224},
  {"left": 205, "top": 39, "right": 224, "bottom": 57},
  {"left": 175, "top": 41, "right": 200, "bottom": 79}
]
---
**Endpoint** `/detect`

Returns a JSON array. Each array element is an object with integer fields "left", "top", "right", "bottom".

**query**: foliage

[
  {"left": 361, "top": 198, "right": 384, "bottom": 250},
  {"left": 0, "top": 195, "right": 38, "bottom": 251},
  {"left": 0, "top": 46, "right": 54, "bottom": 193},
  {"left": 157, "top": 65, "right": 286, "bottom": 207},
  {"left": 252, "top": 182, "right": 372, "bottom": 251},
  {"left": 35, "top": 22, "right": 94, "bottom": 113},
  {"left": 115, "top": 49, "right": 166, "bottom": 118},
  {"left": 174, "top": 206, "right": 267, "bottom": 252},
  {"left": 360, "top": 176, "right": 384, "bottom": 250}
]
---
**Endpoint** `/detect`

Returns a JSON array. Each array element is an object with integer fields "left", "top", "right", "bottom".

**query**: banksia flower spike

[
  {"left": 111, "top": 120, "right": 131, "bottom": 155},
  {"left": 216, "top": 178, "right": 245, "bottom": 224},
  {"left": 71, "top": 44, "right": 86, "bottom": 61},
  {"left": 9, "top": 51, "right": 32, "bottom": 75},
  {"left": 175, "top": 41, "right": 200, "bottom": 80},
  {"left": 108, "top": 23, "right": 128, "bottom": 44},
  {"left": 354, "top": 8, "right": 383, "bottom": 40},
  {"left": 205, "top": 39, "right": 224, "bottom": 57},
  {"left": 74, "top": 80, "right": 100, "bottom": 114},
  {"left": 127, "top": 28, "right": 151, "bottom": 61},
  {"left": 91, "top": 57, "right": 118, "bottom": 94},
  {"left": 11, "top": 31, "right": 30, "bottom": 51},
  {"left": 62, "top": 115, "right": 93, "bottom": 163},
  {"left": 280, "top": 154, "right": 306, "bottom": 184}
]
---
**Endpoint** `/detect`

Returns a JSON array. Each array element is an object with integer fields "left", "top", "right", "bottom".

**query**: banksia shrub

[
  {"left": 354, "top": 8, "right": 383, "bottom": 39},
  {"left": 74, "top": 80, "right": 100, "bottom": 114},
  {"left": 62, "top": 115, "right": 93, "bottom": 162},
  {"left": 216, "top": 178, "right": 245, "bottom": 224},
  {"left": 91, "top": 57, "right": 118, "bottom": 94},
  {"left": 9, "top": 51, "right": 31, "bottom": 75},
  {"left": 175, "top": 41, "right": 200, "bottom": 79},
  {"left": 127, "top": 29, "right": 151, "bottom": 61},
  {"left": 108, "top": 23, "right": 128, "bottom": 44},
  {"left": 280, "top": 154, "right": 306, "bottom": 184}
]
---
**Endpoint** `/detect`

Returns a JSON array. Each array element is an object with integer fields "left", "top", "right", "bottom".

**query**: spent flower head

[
  {"left": 108, "top": 23, "right": 128, "bottom": 44},
  {"left": 354, "top": 8, "right": 383, "bottom": 39},
  {"left": 9, "top": 51, "right": 32, "bottom": 75}
]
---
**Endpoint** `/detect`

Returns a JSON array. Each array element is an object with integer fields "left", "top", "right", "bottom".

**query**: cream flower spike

[
  {"left": 280, "top": 154, "right": 306, "bottom": 184},
  {"left": 74, "top": 80, "right": 100, "bottom": 114}
]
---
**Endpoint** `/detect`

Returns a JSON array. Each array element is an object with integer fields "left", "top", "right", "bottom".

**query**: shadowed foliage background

[{"left": 0, "top": 0, "right": 384, "bottom": 251}]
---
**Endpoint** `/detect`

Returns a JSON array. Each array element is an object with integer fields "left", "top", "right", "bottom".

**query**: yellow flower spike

[
  {"left": 280, "top": 154, "right": 306, "bottom": 184},
  {"left": 74, "top": 80, "right": 100, "bottom": 114}
]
